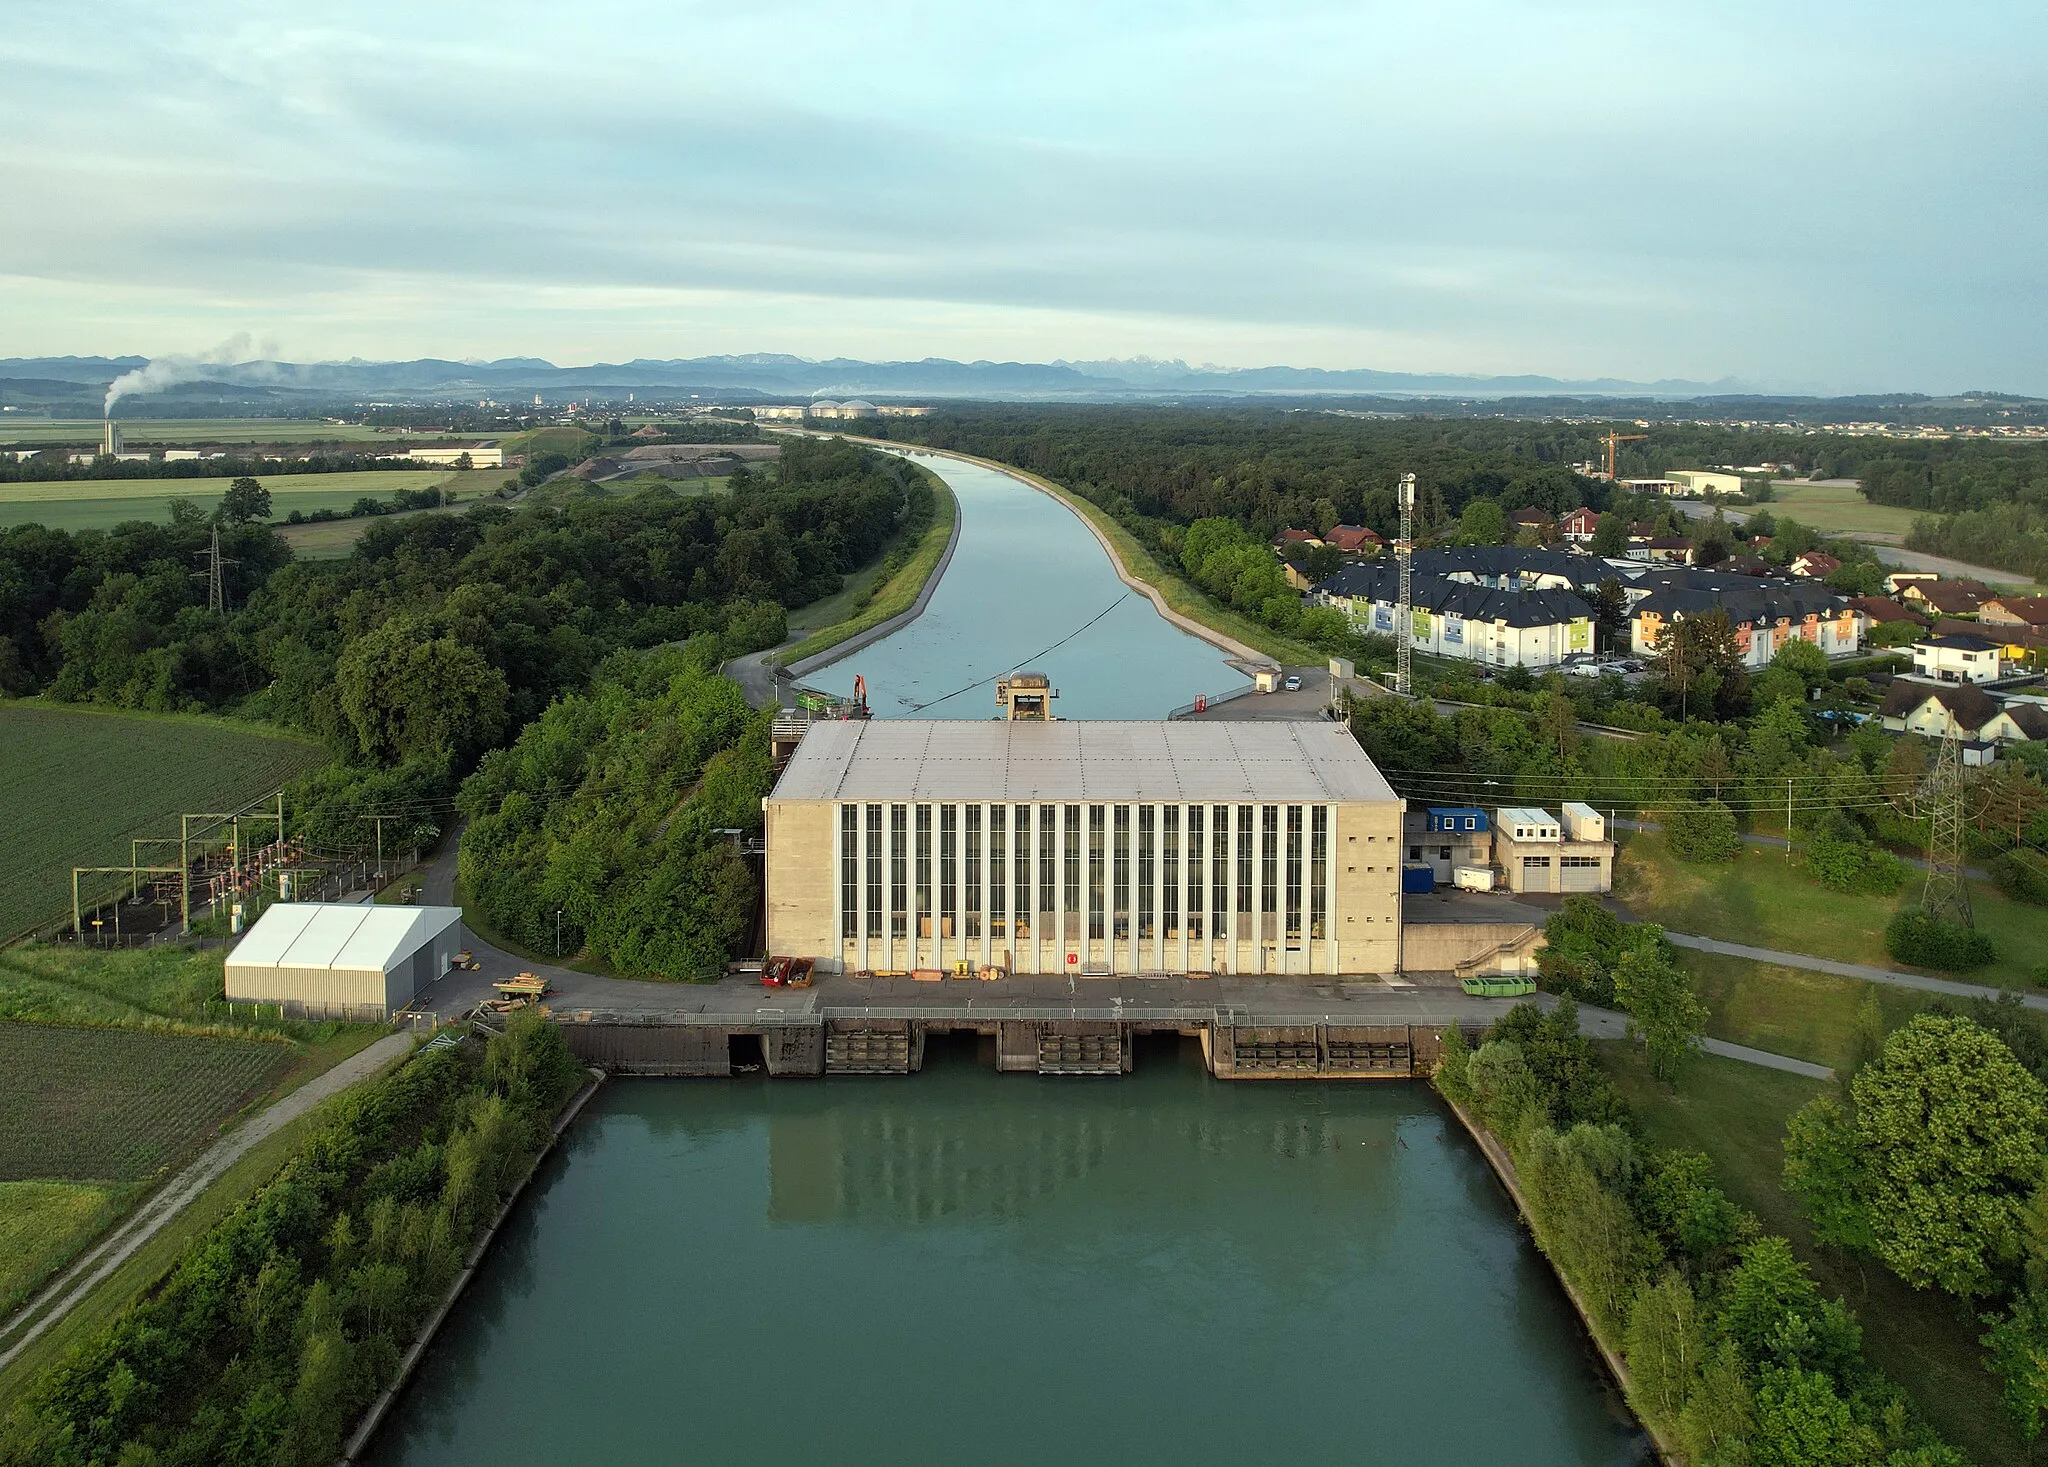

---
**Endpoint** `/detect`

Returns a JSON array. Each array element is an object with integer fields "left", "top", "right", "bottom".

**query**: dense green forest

[
  {"left": 0, "top": 1014, "right": 585, "bottom": 1467},
  {"left": 1907, "top": 504, "right": 2048, "bottom": 584},
  {"left": 0, "top": 433, "right": 921, "bottom": 874},
  {"left": 457, "top": 644, "right": 770, "bottom": 976}
]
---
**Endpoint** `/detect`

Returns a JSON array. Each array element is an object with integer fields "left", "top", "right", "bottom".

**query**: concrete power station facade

[{"left": 764, "top": 720, "right": 1406, "bottom": 977}]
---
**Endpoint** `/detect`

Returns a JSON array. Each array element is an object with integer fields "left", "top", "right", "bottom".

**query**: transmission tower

[
  {"left": 194, "top": 524, "right": 235, "bottom": 614},
  {"left": 1396, "top": 472, "right": 1415, "bottom": 697},
  {"left": 1921, "top": 727, "right": 1972, "bottom": 926}
]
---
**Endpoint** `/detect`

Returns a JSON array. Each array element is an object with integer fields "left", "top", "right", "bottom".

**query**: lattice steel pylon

[
  {"left": 1922, "top": 727, "right": 1972, "bottom": 926},
  {"left": 1395, "top": 472, "right": 1416, "bottom": 697}
]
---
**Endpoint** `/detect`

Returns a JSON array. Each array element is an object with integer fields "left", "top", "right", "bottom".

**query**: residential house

[
  {"left": 1930, "top": 616, "right": 2047, "bottom": 669},
  {"left": 1851, "top": 595, "right": 1923, "bottom": 628},
  {"left": 1791, "top": 550, "right": 1842, "bottom": 579},
  {"left": 1981, "top": 596, "right": 2048, "bottom": 630},
  {"left": 1559, "top": 507, "right": 1601, "bottom": 544},
  {"left": 1878, "top": 680, "right": 2048, "bottom": 746},
  {"left": 1313, "top": 561, "right": 1595, "bottom": 669},
  {"left": 1901, "top": 580, "right": 1989, "bottom": 617},
  {"left": 1628, "top": 571, "right": 1861, "bottom": 668},
  {"left": 1509, "top": 507, "right": 1556, "bottom": 541},
  {"left": 1912, "top": 633, "right": 2006, "bottom": 684},
  {"left": 1325, "top": 524, "right": 1384, "bottom": 554},
  {"left": 1635, "top": 537, "right": 1697, "bottom": 565},
  {"left": 1883, "top": 571, "right": 1939, "bottom": 596},
  {"left": 1274, "top": 528, "right": 1323, "bottom": 553},
  {"left": 1722, "top": 556, "right": 1774, "bottom": 577}
]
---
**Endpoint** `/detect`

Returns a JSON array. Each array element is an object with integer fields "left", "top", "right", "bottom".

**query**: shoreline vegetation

[{"left": 772, "top": 455, "right": 956, "bottom": 671}]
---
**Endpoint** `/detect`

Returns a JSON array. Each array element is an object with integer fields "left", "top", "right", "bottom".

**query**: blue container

[{"left": 1401, "top": 863, "right": 1436, "bottom": 894}]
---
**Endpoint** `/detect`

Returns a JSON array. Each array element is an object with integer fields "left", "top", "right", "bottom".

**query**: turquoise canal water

[
  {"left": 805, "top": 454, "right": 1248, "bottom": 719},
  {"left": 365, "top": 1043, "right": 1647, "bottom": 1467}
]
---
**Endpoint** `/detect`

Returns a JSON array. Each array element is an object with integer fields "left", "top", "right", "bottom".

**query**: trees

[
  {"left": 1667, "top": 800, "right": 1740, "bottom": 862},
  {"left": 1591, "top": 512, "right": 1629, "bottom": 558},
  {"left": 1784, "top": 1014, "right": 2048, "bottom": 1300},
  {"left": 335, "top": 617, "right": 510, "bottom": 764},
  {"left": 1883, "top": 910, "right": 1995, "bottom": 971},
  {"left": 1591, "top": 577, "right": 1630, "bottom": 653},
  {"left": 1613, "top": 946, "right": 1708, "bottom": 1082},
  {"left": 1459, "top": 498, "right": 1508, "bottom": 545},
  {"left": 1650, "top": 609, "right": 1749, "bottom": 720},
  {"left": 1973, "top": 762, "right": 2048, "bottom": 848},
  {"left": 214, "top": 475, "right": 272, "bottom": 524}
]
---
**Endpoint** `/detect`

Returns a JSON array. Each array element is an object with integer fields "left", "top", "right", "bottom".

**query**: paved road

[
  {"left": 1663, "top": 930, "right": 2048, "bottom": 1012},
  {"left": 1670, "top": 498, "right": 2036, "bottom": 589},
  {"left": 0, "top": 1031, "right": 417, "bottom": 1370},
  {"left": 724, "top": 637, "right": 799, "bottom": 711}
]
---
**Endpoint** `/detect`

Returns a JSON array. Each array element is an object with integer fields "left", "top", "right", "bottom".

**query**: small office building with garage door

[
  {"left": 1496, "top": 803, "right": 1614, "bottom": 894},
  {"left": 763, "top": 720, "right": 1407, "bottom": 978},
  {"left": 225, "top": 902, "right": 467, "bottom": 1020}
]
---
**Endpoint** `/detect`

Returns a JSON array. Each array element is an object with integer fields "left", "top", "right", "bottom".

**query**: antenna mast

[
  {"left": 1396, "top": 472, "right": 1415, "bottom": 697},
  {"left": 1921, "top": 728, "right": 1971, "bottom": 926}
]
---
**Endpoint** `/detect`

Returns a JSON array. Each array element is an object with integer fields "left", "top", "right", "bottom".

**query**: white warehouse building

[{"left": 225, "top": 903, "right": 466, "bottom": 1020}]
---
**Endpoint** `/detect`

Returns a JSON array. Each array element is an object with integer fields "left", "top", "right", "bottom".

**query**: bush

[
  {"left": 1884, "top": 909, "right": 1996, "bottom": 971},
  {"left": 1804, "top": 831, "right": 1907, "bottom": 895},
  {"left": 1990, "top": 849, "right": 2048, "bottom": 907},
  {"left": 1667, "top": 800, "right": 1740, "bottom": 862}
]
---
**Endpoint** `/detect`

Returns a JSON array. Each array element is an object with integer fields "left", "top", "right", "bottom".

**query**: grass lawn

[
  {"left": 0, "top": 419, "right": 394, "bottom": 446},
  {"left": 1602, "top": 1041, "right": 2024, "bottom": 1466},
  {"left": 1616, "top": 828, "right": 2048, "bottom": 990},
  {"left": 779, "top": 462, "right": 959, "bottom": 667},
  {"left": 501, "top": 425, "right": 598, "bottom": 461},
  {"left": 1684, "top": 951, "right": 1930, "bottom": 1070},
  {"left": 0, "top": 469, "right": 457, "bottom": 532},
  {"left": 0, "top": 1182, "right": 128, "bottom": 1322},
  {"left": 1763, "top": 481, "right": 1929, "bottom": 540},
  {"left": 0, "top": 704, "right": 326, "bottom": 941}
]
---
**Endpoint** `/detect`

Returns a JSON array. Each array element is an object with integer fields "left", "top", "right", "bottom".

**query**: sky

[{"left": 2, "top": 0, "right": 2044, "bottom": 394}]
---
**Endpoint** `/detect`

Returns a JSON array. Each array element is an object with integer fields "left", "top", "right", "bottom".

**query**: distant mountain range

[{"left": 0, "top": 352, "right": 1771, "bottom": 405}]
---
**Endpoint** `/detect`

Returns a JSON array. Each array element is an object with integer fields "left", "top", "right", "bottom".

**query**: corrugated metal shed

[{"left": 226, "top": 902, "right": 465, "bottom": 1019}]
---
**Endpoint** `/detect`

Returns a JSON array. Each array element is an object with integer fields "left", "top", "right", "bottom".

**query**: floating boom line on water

[{"left": 905, "top": 593, "right": 1131, "bottom": 713}]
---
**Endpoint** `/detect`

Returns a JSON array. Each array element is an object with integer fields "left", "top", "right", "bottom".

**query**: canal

[
  {"left": 365, "top": 1041, "right": 1647, "bottom": 1467},
  {"left": 805, "top": 454, "right": 1247, "bottom": 719}
]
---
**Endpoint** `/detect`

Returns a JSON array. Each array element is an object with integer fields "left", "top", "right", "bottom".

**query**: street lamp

[{"left": 555, "top": 908, "right": 564, "bottom": 958}]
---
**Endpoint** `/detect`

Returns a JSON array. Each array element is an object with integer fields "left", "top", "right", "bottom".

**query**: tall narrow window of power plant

[
  {"left": 1213, "top": 805, "right": 1231, "bottom": 938},
  {"left": 1285, "top": 805, "right": 1303, "bottom": 944},
  {"left": 939, "top": 804, "right": 957, "bottom": 943},
  {"left": 1162, "top": 805, "right": 1180, "bottom": 941},
  {"left": 840, "top": 804, "right": 858, "bottom": 940},
  {"left": 1261, "top": 805, "right": 1280, "bottom": 942},
  {"left": 915, "top": 804, "right": 933, "bottom": 941},
  {"left": 1310, "top": 806, "right": 1329, "bottom": 941},
  {"left": 1137, "top": 804, "right": 1155, "bottom": 943},
  {"left": 889, "top": 804, "right": 908, "bottom": 941},
  {"left": 1112, "top": 805, "right": 1130, "bottom": 940},
  {"left": 865, "top": 804, "right": 882, "bottom": 940},
  {"left": 1062, "top": 804, "right": 1081, "bottom": 942},
  {"left": 1186, "top": 804, "right": 1205, "bottom": 941},
  {"left": 965, "top": 804, "right": 982, "bottom": 942}
]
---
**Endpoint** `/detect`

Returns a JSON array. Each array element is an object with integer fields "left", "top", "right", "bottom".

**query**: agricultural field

[
  {"left": 0, "top": 469, "right": 458, "bottom": 532},
  {"left": 0, "top": 1022, "right": 287, "bottom": 1182},
  {"left": 0, "top": 704, "right": 325, "bottom": 940},
  {"left": 0, "top": 418, "right": 399, "bottom": 446},
  {"left": 1761, "top": 479, "right": 1927, "bottom": 539}
]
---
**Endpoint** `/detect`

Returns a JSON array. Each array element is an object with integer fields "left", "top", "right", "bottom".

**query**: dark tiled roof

[
  {"left": 1631, "top": 570, "right": 1850, "bottom": 626},
  {"left": 1878, "top": 679, "right": 1997, "bottom": 729},
  {"left": 1919, "top": 633, "right": 2004, "bottom": 652},
  {"left": 1314, "top": 563, "right": 1592, "bottom": 628},
  {"left": 2007, "top": 703, "right": 2048, "bottom": 740},
  {"left": 1851, "top": 595, "right": 1922, "bottom": 624}
]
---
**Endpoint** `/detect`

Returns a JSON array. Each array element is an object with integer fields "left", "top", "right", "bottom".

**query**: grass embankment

[
  {"left": 1684, "top": 951, "right": 1928, "bottom": 1070},
  {"left": 1603, "top": 1043, "right": 2026, "bottom": 1466},
  {"left": 0, "top": 470, "right": 461, "bottom": 532},
  {"left": 0, "top": 1183, "right": 127, "bottom": 1324},
  {"left": 0, "top": 703, "right": 326, "bottom": 940},
  {"left": 778, "top": 461, "right": 957, "bottom": 668},
  {"left": 1616, "top": 828, "right": 2048, "bottom": 991},
  {"left": 502, "top": 425, "right": 599, "bottom": 461}
]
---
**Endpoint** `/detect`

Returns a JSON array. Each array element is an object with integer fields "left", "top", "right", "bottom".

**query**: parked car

[{"left": 1283, "top": 674, "right": 1303, "bottom": 691}]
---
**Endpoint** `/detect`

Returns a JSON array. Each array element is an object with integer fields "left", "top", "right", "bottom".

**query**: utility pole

[
  {"left": 1396, "top": 472, "right": 1415, "bottom": 698},
  {"left": 364, "top": 813, "right": 400, "bottom": 883},
  {"left": 1786, "top": 777, "right": 1794, "bottom": 861},
  {"left": 193, "top": 525, "right": 236, "bottom": 614},
  {"left": 1922, "top": 728, "right": 1972, "bottom": 926}
]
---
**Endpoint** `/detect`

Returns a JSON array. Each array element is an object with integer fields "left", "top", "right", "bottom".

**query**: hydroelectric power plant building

[{"left": 764, "top": 720, "right": 1408, "bottom": 977}]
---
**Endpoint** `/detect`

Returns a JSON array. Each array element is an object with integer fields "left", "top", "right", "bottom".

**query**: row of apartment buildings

[{"left": 1311, "top": 547, "right": 1863, "bottom": 671}]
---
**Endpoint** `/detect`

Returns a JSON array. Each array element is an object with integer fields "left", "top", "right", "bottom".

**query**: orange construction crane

[{"left": 1600, "top": 431, "right": 1647, "bottom": 481}]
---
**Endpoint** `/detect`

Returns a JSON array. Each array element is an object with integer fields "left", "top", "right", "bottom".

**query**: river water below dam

[{"left": 365, "top": 1043, "right": 1646, "bottom": 1467}]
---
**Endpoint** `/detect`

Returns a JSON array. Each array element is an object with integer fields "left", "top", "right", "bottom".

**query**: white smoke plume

[{"left": 103, "top": 333, "right": 280, "bottom": 414}]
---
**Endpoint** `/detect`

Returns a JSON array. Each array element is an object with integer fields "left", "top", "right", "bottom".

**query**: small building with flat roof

[
  {"left": 225, "top": 902, "right": 466, "bottom": 1020},
  {"left": 764, "top": 720, "right": 1406, "bottom": 978}
]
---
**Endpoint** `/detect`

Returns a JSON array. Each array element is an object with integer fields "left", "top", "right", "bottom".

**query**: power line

[{"left": 903, "top": 593, "right": 1131, "bottom": 713}]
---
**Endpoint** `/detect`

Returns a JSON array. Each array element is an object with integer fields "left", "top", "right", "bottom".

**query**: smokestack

[{"left": 102, "top": 421, "right": 122, "bottom": 457}]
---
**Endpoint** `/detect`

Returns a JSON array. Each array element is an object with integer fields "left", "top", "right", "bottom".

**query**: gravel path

[{"left": 0, "top": 1031, "right": 416, "bottom": 1371}]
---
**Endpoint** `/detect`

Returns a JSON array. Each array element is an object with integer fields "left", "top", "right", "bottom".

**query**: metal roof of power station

[
  {"left": 227, "top": 902, "right": 464, "bottom": 973},
  {"left": 770, "top": 720, "right": 1400, "bottom": 804}
]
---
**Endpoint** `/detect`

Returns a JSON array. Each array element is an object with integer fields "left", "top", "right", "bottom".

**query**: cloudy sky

[{"left": 2, "top": 0, "right": 2043, "bottom": 392}]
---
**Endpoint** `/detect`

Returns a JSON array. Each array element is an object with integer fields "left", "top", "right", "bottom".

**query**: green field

[
  {"left": 0, "top": 1181, "right": 125, "bottom": 1320},
  {"left": 0, "top": 418, "right": 408, "bottom": 447},
  {"left": 0, "top": 704, "right": 326, "bottom": 940},
  {"left": 1616, "top": 828, "right": 2048, "bottom": 990},
  {"left": 0, "top": 1022, "right": 287, "bottom": 1182},
  {"left": 1685, "top": 950, "right": 1928, "bottom": 1069},
  {"left": 1760, "top": 479, "right": 1927, "bottom": 539},
  {"left": 0, "top": 469, "right": 460, "bottom": 532},
  {"left": 1603, "top": 1042, "right": 2024, "bottom": 1466}
]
